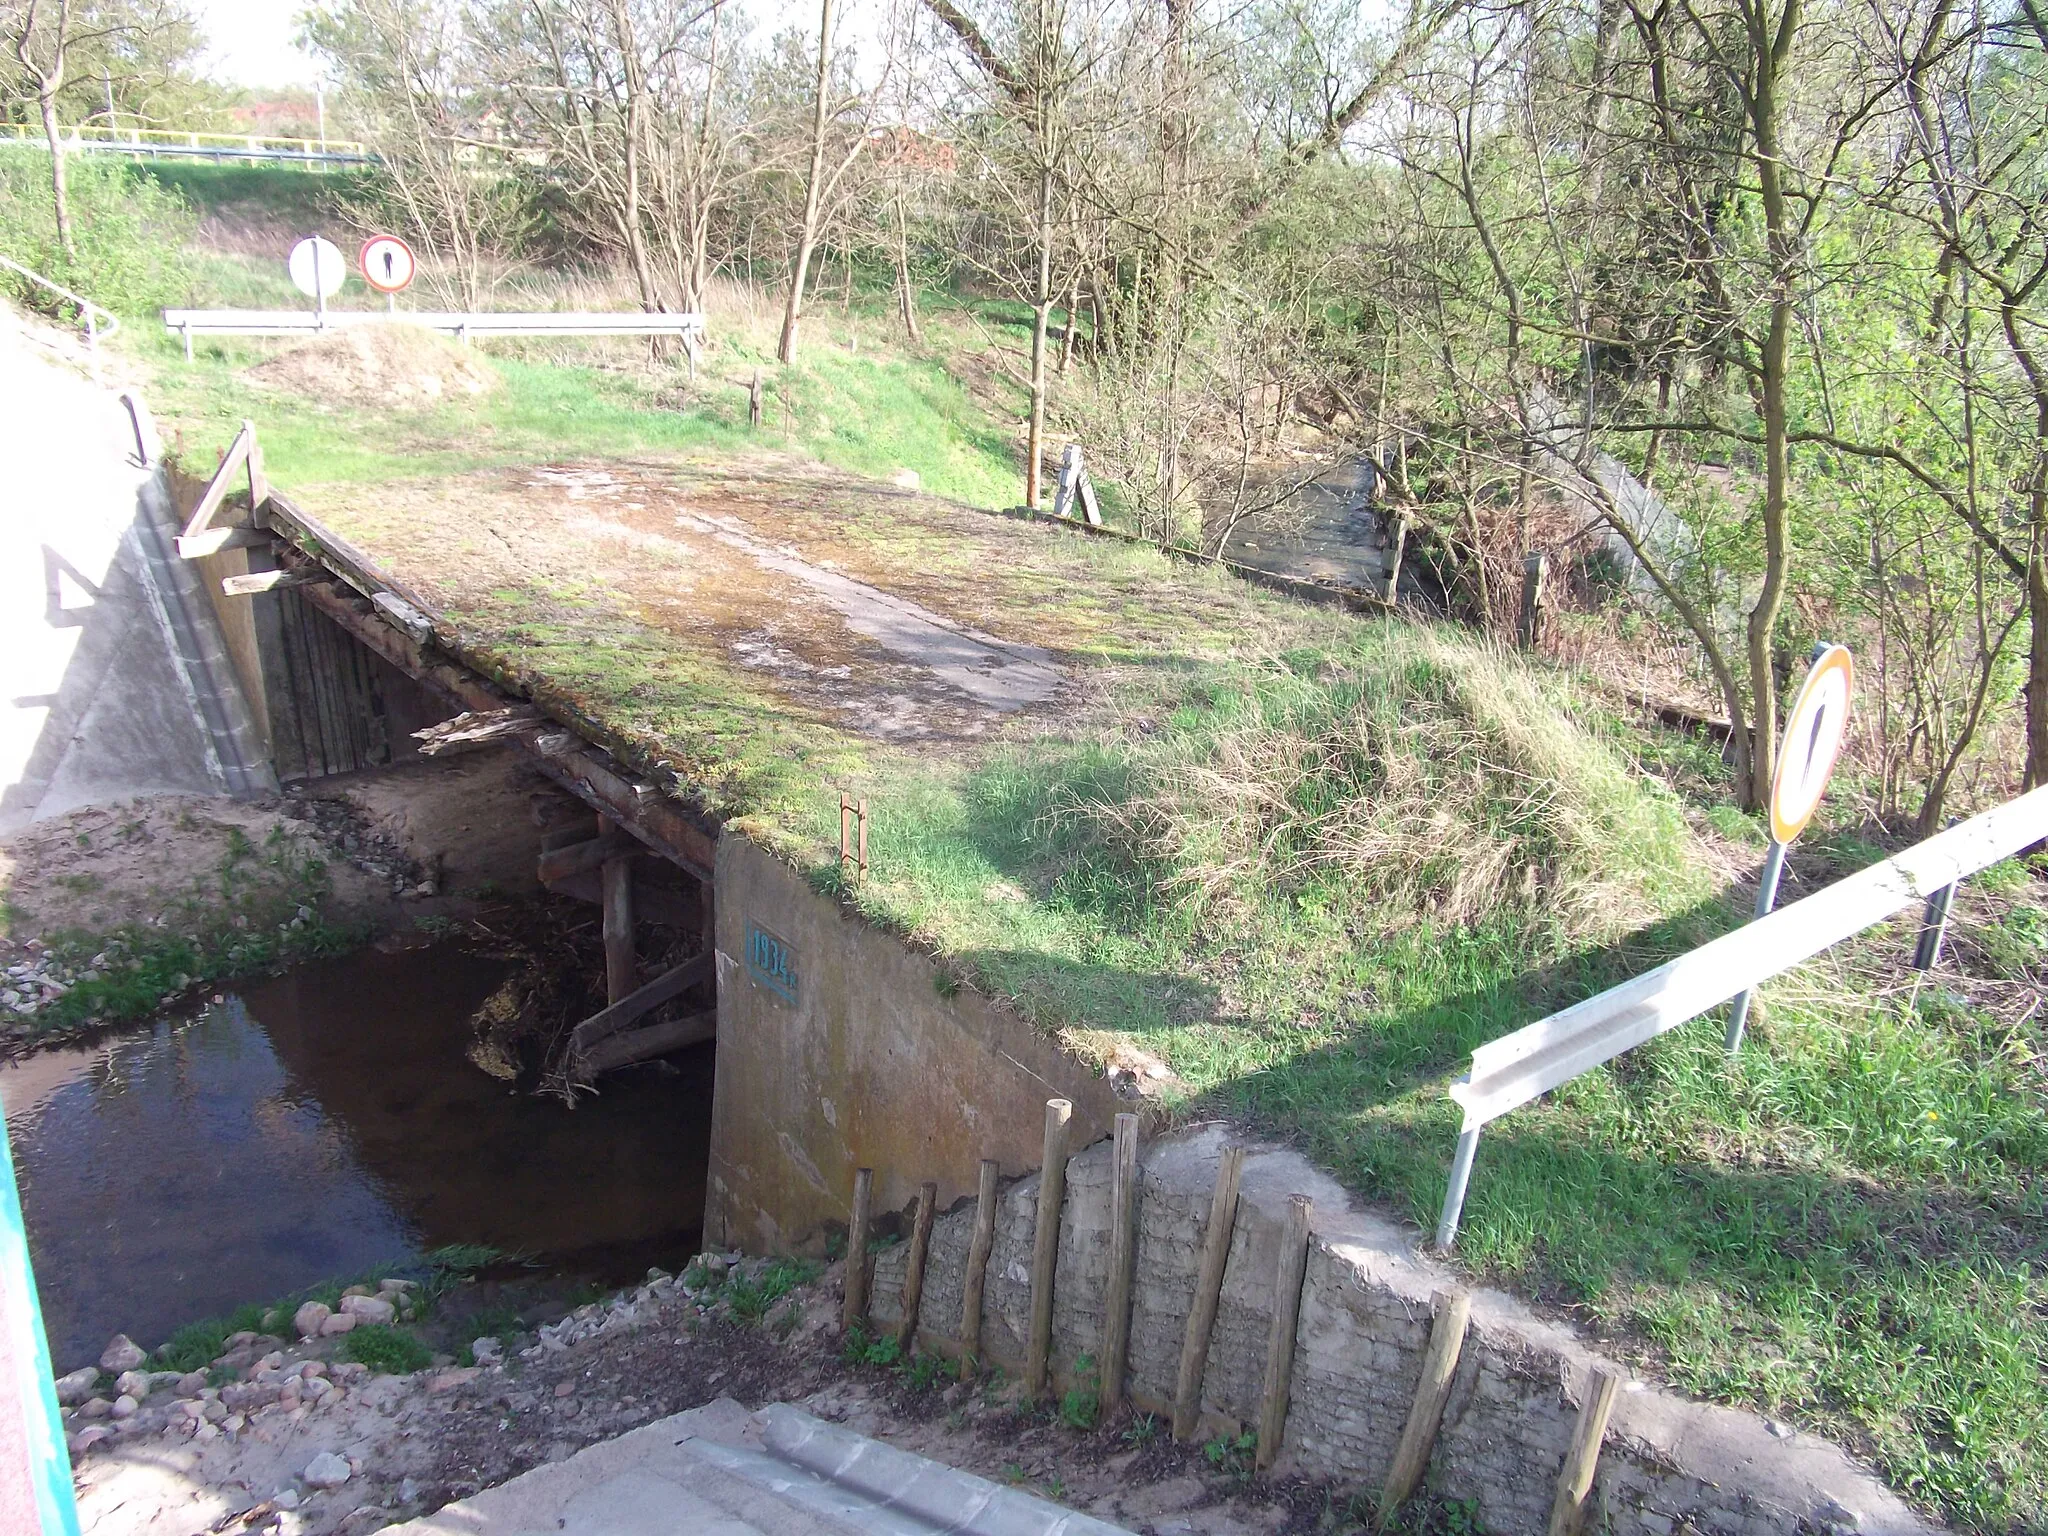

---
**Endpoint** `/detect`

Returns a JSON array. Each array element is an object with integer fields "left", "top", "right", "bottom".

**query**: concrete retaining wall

[
  {"left": 866, "top": 1125, "right": 1938, "bottom": 1536},
  {"left": 703, "top": 834, "right": 1120, "bottom": 1255}
]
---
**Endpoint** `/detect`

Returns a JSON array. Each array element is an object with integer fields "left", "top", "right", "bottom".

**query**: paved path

[
  {"left": 0, "top": 307, "right": 268, "bottom": 831},
  {"left": 384, "top": 1398, "right": 1133, "bottom": 1536}
]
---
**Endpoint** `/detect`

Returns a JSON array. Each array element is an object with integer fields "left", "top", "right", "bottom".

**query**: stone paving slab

[{"left": 380, "top": 1398, "right": 1134, "bottom": 1536}]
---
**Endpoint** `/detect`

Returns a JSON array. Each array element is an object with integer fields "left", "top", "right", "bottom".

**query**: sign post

[
  {"left": 1725, "top": 643, "right": 1854, "bottom": 1051},
  {"left": 0, "top": 1110, "right": 80, "bottom": 1535},
  {"left": 358, "top": 234, "right": 416, "bottom": 315},
  {"left": 287, "top": 236, "right": 346, "bottom": 331}
]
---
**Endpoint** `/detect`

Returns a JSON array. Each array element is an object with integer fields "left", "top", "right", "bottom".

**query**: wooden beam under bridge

[{"left": 284, "top": 557, "right": 717, "bottom": 884}]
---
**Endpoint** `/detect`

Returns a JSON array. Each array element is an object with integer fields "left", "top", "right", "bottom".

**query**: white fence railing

[
  {"left": 1434, "top": 783, "right": 2048, "bottom": 1250},
  {"left": 163, "top": 308, "right": 706, "bottom": 361},
  {"left": 0, "top": 252, "right": 117, "bottom": 347},
  {"left": 3, "top": 122, "right": 368, "bottom": 163}
]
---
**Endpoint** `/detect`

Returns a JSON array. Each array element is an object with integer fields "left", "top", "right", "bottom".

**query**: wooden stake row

[{"left": 834, "top": 1107, "right": 1620, "bottom": 1519}]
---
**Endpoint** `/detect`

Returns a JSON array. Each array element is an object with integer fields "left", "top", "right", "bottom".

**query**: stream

[{"left": 1, "top": 938, "right": 715, "bottom": 1372}]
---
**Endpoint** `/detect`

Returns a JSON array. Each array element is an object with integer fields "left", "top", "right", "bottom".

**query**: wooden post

[
  {"left": 897, "top": 1180, "right": 938, "bottom": 1348},
  {"left": 1377, "top": 1289, "right": 1473, "bottom": 1525},
  {"left": 842, "top": 1167, "right": 874, "bottom": 1330},
  {"left": 1099, "top": 1113, "right": 1141, "bottom": 1417},
  {"left": 1545, "top": 1366, "right": 1623, "bottom": 1536},
  {"left": 958, "top": 1158, "right": 999, "bottom": 1378},
  {"left": 600, "top": 847, "right": 635, "bottom": 1007},
  {"left": 749, "top": 368, "right": 764, "bottom": 428},
  {"left": 1172, "top": 1143, "right": 1244, "bottom": 1440},
  {"left": 1382, "top": 511, "right": 1408, "bottom": 604},
  {"left": 1254, "top": 1194, "right": 1313, "bottom": 1471},
  {"left": 1025, "top": 1098, "right": 1073, "bottom": 1399},
  {"left": 1518, "top": 552, "right": 1548, "bottom": 650}
]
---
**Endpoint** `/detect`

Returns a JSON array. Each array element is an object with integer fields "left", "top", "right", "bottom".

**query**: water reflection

[{"left": 2, "top": 942, "right": 713, "bottom": 1370}]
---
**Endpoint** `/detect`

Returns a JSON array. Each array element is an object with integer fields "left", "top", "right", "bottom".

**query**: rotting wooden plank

[
  {"left": 290, "top": 571, "right": 718, "bottom": 880},
  {"left": 567, "top": 953, "right": 711, "bottom": 1057},
  {"left": 575, "top": 1010, "right": 715, "bottom": 1075},
  {"left": 897, "top": 1181, "right": 938, "bottom": 1348},
  {"left": 1546, "top": 1366, "right": 1622, "bottom": 1536},
  {"left": 542, "top": 868, "right": 692, "bottom": 929},
  {"left": 1026, "top": 1098, "right": 1073, "bottom": 1399},
  {"left": 1100, "top": 1113, "right": 1140, "bottom": 1417},
  {"left": 1255, "top": 1194, "right": 1313, "bottom": 1471},
  {"left": 958, "top": 1158, "right": 999, "bottom": 1379},
  {"left": 844, "top": 1169, "right": 874, "bottom": 1330},
  {"left": 1172, "top": 1143, "right": 1244, "bottom": 1441},
  {"left": 179, "top": 421, "right": 254, "bottom": 543},
  {"left": 222, "top": 567, "right": 322, "bottom": 597},
  {"left": 414, "top": 707, "right": 542, "bottom": 757},
  {"left": 1377, "top": 1289, "right": 1473, "bottom": 1525},
  {"left": 601, "top": 848, "right": 636, "bottom": 1005},
  {"left": 536, "top": 829, "right": 632, "bottom": 882}
]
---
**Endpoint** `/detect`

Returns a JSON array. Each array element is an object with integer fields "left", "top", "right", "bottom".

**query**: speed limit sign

[{"left": 359, "top": 235, "right": 417, "bottom": 294}]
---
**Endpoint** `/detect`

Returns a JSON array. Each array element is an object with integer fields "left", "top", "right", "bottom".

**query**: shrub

[{"left": 0, "top": 148, "right": 196, "bottom": 319}]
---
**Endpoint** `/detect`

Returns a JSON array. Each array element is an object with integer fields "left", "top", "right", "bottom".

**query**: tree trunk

[
  {"left": 1026, "top": 161, "right": 1054, "bottom": 508},
  {"left": 1741, "top": 0, "right": 1801, "bottom": 812},
  {"left": 779, "top": 0, "right": 837, "bottom": 365},
  {"left": 38, "top": 83, "right": 73, "bottom": 262},
  {"left": 894, "top": 192, "right": 920, "bottom": 343}
]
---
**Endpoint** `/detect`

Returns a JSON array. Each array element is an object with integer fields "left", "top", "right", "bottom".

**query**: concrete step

[{"left": 380, "top": 1398, "right": 1134, "bottom": 1536}]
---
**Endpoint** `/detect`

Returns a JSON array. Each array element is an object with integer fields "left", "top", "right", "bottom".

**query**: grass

[
  {"left": 24, "top": 824, "right": 366, "bottom": 1033},
  {"left": 338, "top": 1326, "right": 435, "bottom": 1374}
]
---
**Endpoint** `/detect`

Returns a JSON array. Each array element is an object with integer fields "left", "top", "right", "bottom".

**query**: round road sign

[
  {"left": 1769, "top": 644, "right": 1854, "bottom": 845},
  {"left": 287, "top": 236, "right": 347, "bottom": 300},
  {"left": 359, "top": 234, "right": 417, "bottom": 294}
]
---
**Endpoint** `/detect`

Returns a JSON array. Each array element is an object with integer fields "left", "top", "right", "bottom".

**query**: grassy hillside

[{"left": 107, "top": 160, "right": 2048, "bottom": 1532}]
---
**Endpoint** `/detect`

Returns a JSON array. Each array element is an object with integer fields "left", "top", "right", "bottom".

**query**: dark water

[{"left": 1, "top": 942, "right": 715, "bottom": 1371}]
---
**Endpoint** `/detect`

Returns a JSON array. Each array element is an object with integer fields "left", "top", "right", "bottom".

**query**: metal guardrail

[
  {"left": 1434, "top": 783, "right": 2048, "bottom": 1250},
  {"left": 2, "top": 122, "right": 367, "bottom": 157},
  {"left": 0, "top": 253, "right": 117, "bottom": 347},
  {"left": 163, "top": 307, "right": 707, "bottom": 361}
]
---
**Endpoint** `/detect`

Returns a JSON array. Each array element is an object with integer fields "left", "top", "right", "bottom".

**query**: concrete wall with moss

[
  {"left": 703, "top": 832, "right": 1121, "bottom": 1255},
  {"left": 865, "top": 1126, "right": 1937, "bottom": 1536}
]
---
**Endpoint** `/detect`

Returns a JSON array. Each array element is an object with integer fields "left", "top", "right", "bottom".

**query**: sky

[{"left": 190, "top": 0, "right": 322, "bottom": 89}]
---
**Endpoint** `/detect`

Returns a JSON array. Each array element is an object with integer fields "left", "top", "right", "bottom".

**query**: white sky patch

[{"left": 190, "top": 0, "right": 321, "bottom": 88}]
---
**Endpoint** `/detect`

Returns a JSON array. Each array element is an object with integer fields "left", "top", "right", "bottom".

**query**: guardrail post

[
  {"left": 1435, "top": 1126, "right": 1481, "bottom": 1253},
  {"left": 1912, "top": 881, "right": 1957, "bottom": 972},
  {"left": 1724, "top": 837, "right": 1788, "bottom": 1052}
]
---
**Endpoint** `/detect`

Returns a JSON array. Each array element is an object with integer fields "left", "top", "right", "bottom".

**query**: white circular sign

[
  {"left": 287, "top": 236, "right": 347, "bottom": 300},
  {"left": 1769, "top": 645, "right": 1854, "bottom": 846},
  {"left": 359, "top": 234, "right": 416, "bottom": 294}
]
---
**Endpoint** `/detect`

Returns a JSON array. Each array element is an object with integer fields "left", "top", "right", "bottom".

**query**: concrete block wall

[{"left": 866, "top": 1125, "right": 1939, "bottom": 1536}]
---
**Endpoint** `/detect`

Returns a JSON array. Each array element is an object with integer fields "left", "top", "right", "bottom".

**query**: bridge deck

[{"left": 301, "top": 454, "right": 1366, "bottom": 840}]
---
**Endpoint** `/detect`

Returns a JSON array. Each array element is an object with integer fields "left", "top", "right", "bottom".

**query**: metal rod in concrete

[
  {"left": 1546, "top": 1366, "right": 1623, "bottom": 1536},
  {"left": 1377, "top": 1289, "right": 1472, "bottom": 1524},
  {"left": 1025, "top": 1099, "right": 1072, "bottom": 1399},
  {"left": 1172, "top": 1143, "right": 1244, "bottom": 1440},
  {"left": 1725, "top": 837, "right": 1788, "bottom": 1051},
  {"left": 1255, "top": 1193, "right": 1313, "bottom": 1470},
  {"left": 1435, "top": 1128, "right": 1481, "bottom": 1253},
  {"left": 1099, "top": 1114, "right": 1141, "bottom": 1416},
  {"left": 958, "top": 1158, "right": 999, "bottom": 1378},
  {"left": 897, "top": 1181, "right": 937, "bottom": 1348},
  {"left": 843, "top": 1168, "right": 874, "bottom": 1330}
]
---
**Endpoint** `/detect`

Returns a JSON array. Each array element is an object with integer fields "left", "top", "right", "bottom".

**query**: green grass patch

[
  {"left": 29, "top": 824, "right": 365, "bottom": 1033},
  {"left": 338, "top": 1326, "right": 434, "bottom": 1375}
]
